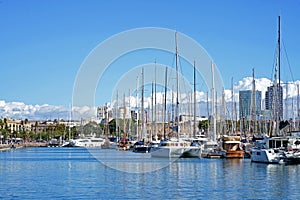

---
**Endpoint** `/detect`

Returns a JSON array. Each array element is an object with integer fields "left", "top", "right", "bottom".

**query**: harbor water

[{"left": 1, "top": 147, "right": 300, "bottom": 199}]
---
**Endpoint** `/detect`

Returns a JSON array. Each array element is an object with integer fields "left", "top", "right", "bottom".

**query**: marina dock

[{"left": 0, "top": 142, "right": 48, "bottom": 151}]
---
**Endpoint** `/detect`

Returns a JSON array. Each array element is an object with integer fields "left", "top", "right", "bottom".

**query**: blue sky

[{"left": 1, "top": 0, "right": 300, "bottom": 109}]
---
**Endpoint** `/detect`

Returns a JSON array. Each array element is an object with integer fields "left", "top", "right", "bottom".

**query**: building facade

[
  {"left": 239, "top": 90, "right": 262, "bottom": 120},
  {"left": 265, "top": 85, "right": 283, "bottom": 120}
]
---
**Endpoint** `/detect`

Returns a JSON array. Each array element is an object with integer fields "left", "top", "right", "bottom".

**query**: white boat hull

[
  {"left": 250, "top": 148, "right": 282, "bottom": 163},
  {"left": 151, "top": 146, "right": 188, "bottom": 158},
  {"left": 68, "top": 138, "right": 105, "bottom": 148},
  {"left": 181, "top": 146, "right": 202, "bottom": 158}
]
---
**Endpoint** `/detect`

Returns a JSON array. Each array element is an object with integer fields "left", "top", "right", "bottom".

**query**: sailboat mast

[
  {"left": 251, "top": 68, "right": 256, "bottom": 135},
  {"left": 193, "top": 60, "right": 196, "bottom": 138},
  {"left": 141, "top": 68, "right": 145, "bottom": 141},
  {"left": 276, "top": 16, "right": 281, "bottom": 134},
  {"left": 278, "top": 16, "right": 281, "bottom": 90},
  {"left": 154, "top": 61, "right": 157, "bottom": 140},
  {"left": 128, "top": 89, "right": 131, "bottom": 136},
  {"left": 68, "top": 103, "right": 72, "bottom": 140},
  {"left": 116, "top": 90, "right": 119, "bottom": 140},
  {"left": 175, "top": 32, "right": 180, "bottom": 139},
  {"left": 297, "top": 84, "right": 300, "bottom": 130},
  {"left": 211, "top": 61, "right": 216, "bottom": 141},
  {"left": 151, "top": 81, "right": 154, "bottom": 142},
  {"left": 274, "top": 69, "right": 278, "bottom": 136},
  {"left": 136, "top": 76, "right": 139, "bottom": 140},
  {"left": 123, "top": 93, "right": 126, "bottom": 140},
  {"left": 222, "top": 88, "right": 225, "bottom": 135},
  {"left": 164, "top": 67, "right": 168, "bottom": 140},
  {"left": 231, "top": 77, "right": 234, "bottom": 135},
  {"left": 207, "top": 91, "right": 210, "bottom": 137}
]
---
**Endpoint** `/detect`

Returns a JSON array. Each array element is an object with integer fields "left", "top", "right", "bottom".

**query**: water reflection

[
  {"left": 1, "top": 148, "right": 300, "bottom": 199},
  {"left": 89, "top": 149, "right": 177, "bottom": 173}
]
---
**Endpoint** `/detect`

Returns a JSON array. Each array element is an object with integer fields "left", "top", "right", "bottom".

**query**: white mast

[
  {"left": 151, "top": 81, "right": 154, "bottom": 142},
  {"left": 231, "top": 77, "right": 236, "bottom": 135},
  {"left": 136, "top": 76, "right": 139, "bottom": 140},
  {"left": 128, "top": 89, "right": 131, "bottom": 138},
  {"left": 221, "top": 88, "right": 226, "bottom": 136},
  {"left": 207, "top": 91, "right": 210, "bottom": 137},
  {"left": 154, "top": 61, "right": 157, "bottom": 141},
  {"left": 116, "top": 91, "right": 119, "bottom": 140},
  {"left": 68, "top": 103, "right": 72, "bottom": 140},
  {"left": 175, "top": 32, "right": 180, "bottom": 140},
  {"left": 211, "top": 61, "right": 216, "bottom": 141},
  {"left": 297, "top": 84, "right": 300, "bottom": 131},
  {"left": 251, "top": 68, "right": 256, "bottom": 135},
  {"left": 123, "top": 93, "right": 127, "bottom": 139},
  {"left": 141, "top": 68, "right": 145, "bottom": 141},
  {"left": 193, "top": 60, "right": 197, "bottom": 138},
  {"left": 163, "top": 67, "right": 168, "bottom": 140},
  {"left": 298, "top": 84, "right": 300, "bottom": 118}
]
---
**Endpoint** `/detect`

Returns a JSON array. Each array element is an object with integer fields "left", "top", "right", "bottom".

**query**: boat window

[
  {"left": 269, "top": 139, "right": 288, "bottom": 148},
  {"left": 257, "top": 152, "right": 261, "bottom": 155}
]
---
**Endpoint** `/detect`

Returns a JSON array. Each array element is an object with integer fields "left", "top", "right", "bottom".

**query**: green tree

[
  {"left": 109, "top": 119, "right": 116, "bottom": 136},
  {"left": 70, "top": 126, "right": 78, "bottom": 139},
  {"left": 0, "top": 119, "right": 4, "bottom": 129},
  {"left": 81, "top": 121, "right": 102, "bottom": 137},
  {"left": 198, "top": 120, "right": 209, "bottom": 133},
  {"left": 53, "top": 124, "right": 66, "bottom": 139}
]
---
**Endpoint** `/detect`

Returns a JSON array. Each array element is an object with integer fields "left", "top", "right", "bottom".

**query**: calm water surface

[{"left": 1, "top": 147, "right": 300, "bottom": 199}]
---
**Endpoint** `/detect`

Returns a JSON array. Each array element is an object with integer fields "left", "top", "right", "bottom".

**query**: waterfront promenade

[{"left": 0, "top": 142, "right": 47, "bottom": 151}]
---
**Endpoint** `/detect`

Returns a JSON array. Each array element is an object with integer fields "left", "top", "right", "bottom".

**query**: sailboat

[
  {"left": 61, "top": 104, "right": 73, "bottom": 147},
  {"left": 220, "top": 80, "right": 244, "bottom": 159},
  {"left": 151, "top": 32, "right": 192, "bottom": 158},
  {"left": 102, "top": 105, "right": 111, "bottom": 149},
  {"left": 118, "top": 94, "right": 130, "bottom": 150},
  {"left": 180, "top": 61, "right": 202, "bottom": 158},
  {"left": 251, "top": 16, "right": 284, "bottom": 163},
  {"left": 201, "top": 62, "right": 224, "bottom": 158},
  {"left": 250, "top": 16, "right": 300, "bottom": 164},
  {"left": 132, "top": 68, "right": 152, "bottom": 153}
]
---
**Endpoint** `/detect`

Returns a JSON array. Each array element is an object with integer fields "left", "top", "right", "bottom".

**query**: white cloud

[
  {"left": 226, "top": 77, "right": 300, "bottom": 102},
  {"left": 1, "top": 78, "right": 299, "bottom": 120},
  {"left": 0, "top": 100, "right": 97, "bottom": 120},
  {"left": 72, "top": 106, "right": 97, "bottom": 120}
]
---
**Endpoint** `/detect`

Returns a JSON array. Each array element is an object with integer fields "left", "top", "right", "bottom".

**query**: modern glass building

[
  {"left": 265, "top": 85, "right": 283, "bottom": 120},
  {"left": 239, "top": 90, "right": 262, "bottom": 120}
]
